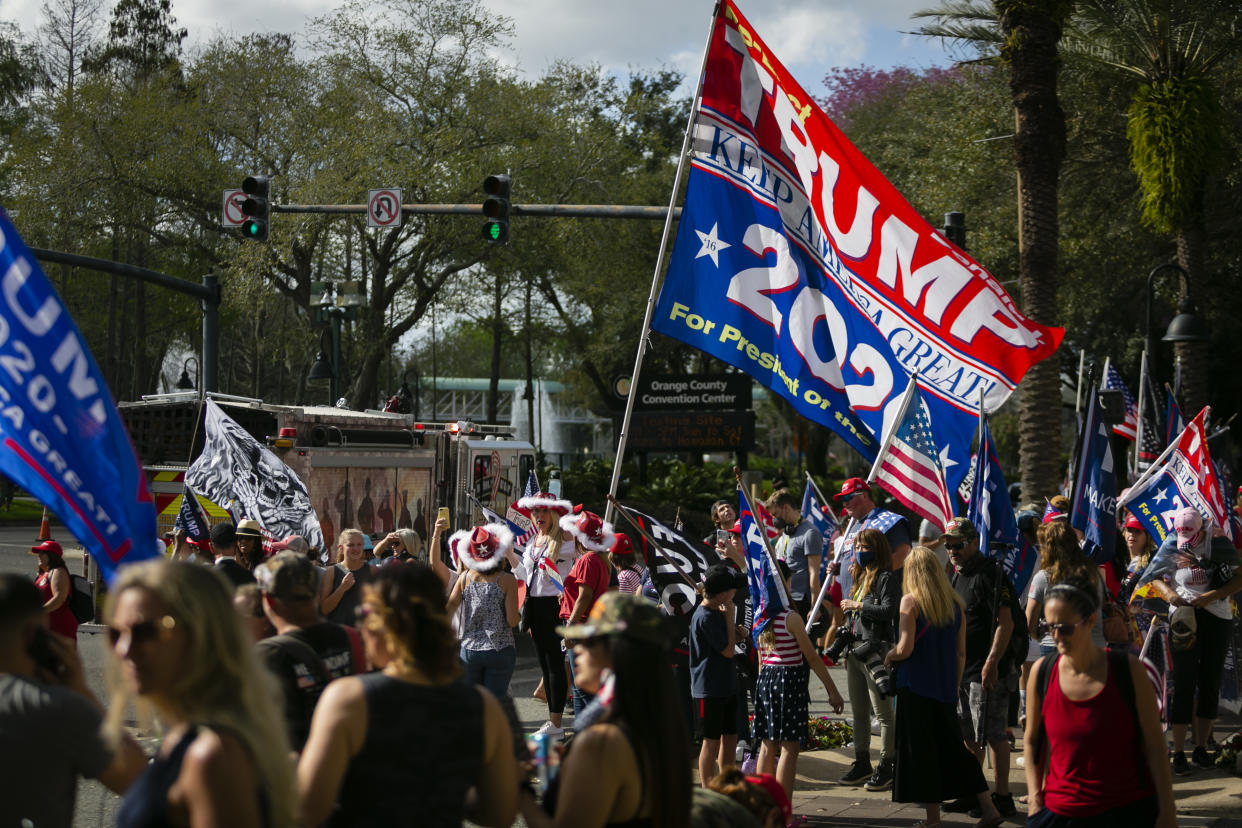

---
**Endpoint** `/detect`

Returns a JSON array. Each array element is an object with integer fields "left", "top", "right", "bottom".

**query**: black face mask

[{"left": 772, "top": 516, "right": 787, "bottom": 531}]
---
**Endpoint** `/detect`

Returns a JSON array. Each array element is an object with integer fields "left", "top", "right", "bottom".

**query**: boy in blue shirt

[{"left": 690, "top": 564, "right": 748, "bottom": 786}]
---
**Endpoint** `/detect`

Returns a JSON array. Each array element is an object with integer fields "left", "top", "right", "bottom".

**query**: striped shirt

[{"left": 759, "top": 611, "right": 803, "bottom": 667}]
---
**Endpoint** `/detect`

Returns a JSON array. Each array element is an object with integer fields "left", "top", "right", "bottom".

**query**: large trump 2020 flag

[{"left": 652, "top": 1, "right": 1063, "bottom": 493}]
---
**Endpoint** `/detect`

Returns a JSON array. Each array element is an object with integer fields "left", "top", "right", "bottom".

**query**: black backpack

[
  {"left": 986, "top": 558, "right": 1027, "bottom": 674},
  {"left": 67, "top": 574, "right": 95, "bottom": 624}
]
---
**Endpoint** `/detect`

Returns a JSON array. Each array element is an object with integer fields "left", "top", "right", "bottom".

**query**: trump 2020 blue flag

[
  {"left": 173, "top": 482, "right": 211, "bottom": 543},
  {"left": 0, "top": 211, "right": 158, "bottom": 582},
  {"left": 968, "top": 413, "right": 1037, "bottom": 594},
  {"left": 801, "top": 477, "right": 837, "bottom": 541},
  {"left": 650, "top": 1, "right": 1063, "bottom": 494},
  {"left": 739, "top": 486, "right": 789, "bottom": 646},
  {"left": 1070, "top": 383, "right": 1118, "bottom": 563}
]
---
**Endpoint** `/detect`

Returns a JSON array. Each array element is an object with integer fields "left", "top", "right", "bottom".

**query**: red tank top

[{"left": 1041, "top": 655, "right": 1153, "bottom": 816}]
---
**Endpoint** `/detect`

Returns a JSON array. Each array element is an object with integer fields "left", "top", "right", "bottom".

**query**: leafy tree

[
  {"left": 83, "top": 0, "right": 186, "bottom": 80},
  {"left": 916, "top": 0, "right": 1076, "bottom": 502}
]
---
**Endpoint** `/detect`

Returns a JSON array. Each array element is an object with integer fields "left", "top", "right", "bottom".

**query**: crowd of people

[{"left": 2, "top": 473, "right": 1239, "bottom": 828}]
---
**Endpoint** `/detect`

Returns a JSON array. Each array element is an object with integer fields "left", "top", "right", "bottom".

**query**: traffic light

[
  {"left": 241, "top": 175, "right": 271, "bottom": 242},
  {"left": 943, "top": 211, "right": 966, "bottom": 251},
  {"left": 482, "top": 174, "right": 510, "bottom": 244}
]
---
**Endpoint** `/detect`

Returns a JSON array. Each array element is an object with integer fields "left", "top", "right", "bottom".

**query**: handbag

[{"left": 1169, "top": 605, "right": 1198, "bottom": 652}]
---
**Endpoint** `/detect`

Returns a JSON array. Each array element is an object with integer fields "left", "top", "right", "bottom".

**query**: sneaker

[
  {"left": 992, "top": 792, "right": 1017, "bottom": 817},
  {"left": 1172, "top": 751, "right": 1192, "bottom": 776},
  {"left": 838, "top": 759, "right": 873, "bottom": 786},
  {"left": 1192, "top": 745, "right": 1213, "bottom": 769},
  {"left": 534, "top": 721, "right": 564, "bottom": 739},
  {"left": 864, "top": 759, "right": 894, "bottom": 792},
  {"left": 943, "top": 796, "right": 976, "bottom": 813}
]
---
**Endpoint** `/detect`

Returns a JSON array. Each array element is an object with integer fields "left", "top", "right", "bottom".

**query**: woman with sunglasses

[
  {"left": 298, "top": 564, "right": 518, "bottom": 827},
  {"left": 836, "top": 528, "right": 899, "bottom": 791},
  {"left": 374, "top": 528, "right": 424, "bottom": 566},
  {"left": 519, "top": 591, "right": 692, "bottom": 828},
  {"left": 1024, "top": 576, "right": 1175, "bottom": 828},
  {"left": 1026, "top": 521, "right": 1105, "bottom": 657},
  {"left": 108, "top": 560, "right": 295, "bottom": 827}
]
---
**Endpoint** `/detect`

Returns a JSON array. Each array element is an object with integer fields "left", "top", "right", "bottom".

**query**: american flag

[
  {"left": 1137, "top": 415, "right": 1164, "bottom": 472},
  {"left": 871, "top": 375, "right": 953, "bottom": 526},
  {"left": 1103, "top": 361, "right": 1138, "bottom": 440},
  {"left": 503, "top": 470, "right": 540, "bottom": 546}
]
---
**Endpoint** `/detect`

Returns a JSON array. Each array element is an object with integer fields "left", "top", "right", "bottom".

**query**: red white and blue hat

[
  {"left": 517, "top": 491, "right": 573, "bottom": 514},
  {"left": 448, "top": 523, "right": 513, "bottom": 571},
  {"left": 559, "top": 509, "right": 616, "bottom": 553}
]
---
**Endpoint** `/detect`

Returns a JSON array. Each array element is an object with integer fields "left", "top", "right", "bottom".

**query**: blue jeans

[
  {"left": 461, "top": 646, "right": 516, "bottom": 699},
  {"left": 567, "top": 649, "right": 595, "bottom": 720}
]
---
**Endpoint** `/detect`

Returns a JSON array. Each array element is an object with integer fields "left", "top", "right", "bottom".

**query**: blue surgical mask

[{"left": 856, "top": 546, "right": 875, "bottom": 567}]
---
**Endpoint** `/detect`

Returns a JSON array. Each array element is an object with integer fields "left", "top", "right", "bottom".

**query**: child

[
  {"left": 753, "top": 562, "right": 845, "bottom": 799},
  {"left": 691, "top": 564, "right": 748, "bottom": 787}
]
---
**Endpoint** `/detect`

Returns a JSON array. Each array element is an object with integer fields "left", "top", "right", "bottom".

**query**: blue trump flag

[
  {"left": 0, "top": 211, "right": 158, "bottom": 582},
  {"left": 968, "top": 412, "right": 1037, "bottom": 595},
  {"left": 739, "top": 486, "right": 789, "bottom": 646},
  {"left": 1070, "top": 383, "right": 1118, "bottom": 563},
  {"left": 801, "top": 477, "right": 837, "bottom": 541},
  {"left": 173, "top": 482, "right": 211, "bottom": 543}
]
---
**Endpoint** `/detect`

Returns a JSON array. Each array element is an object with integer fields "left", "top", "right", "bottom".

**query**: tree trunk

[{"left": 999, "top": 1, "right": 1068, "bottom": 504}]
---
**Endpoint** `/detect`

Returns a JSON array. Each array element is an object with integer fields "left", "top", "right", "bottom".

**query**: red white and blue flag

[
  {"left": 1102, "top": 361, "right": 1138, "bottom": 440},
  {"left": 739, "top": 486, "right": 790, "bottom": 645},
  {"left": 1120, "top": 408, "right": 1232, "bottom": 544},
  {"left": 651, "top": 1, "right": 1063, "bottom": 494},
  {"left": 871, "top": 375, "right": 954, "bottom": 527},
  {"left": 504, "top": 470, "right": 540, "bottom": 547}
]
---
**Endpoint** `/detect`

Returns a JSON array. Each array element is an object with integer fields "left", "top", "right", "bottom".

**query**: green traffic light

[{"left": 488, "top": 223, "right": 500, "bottom": 240}]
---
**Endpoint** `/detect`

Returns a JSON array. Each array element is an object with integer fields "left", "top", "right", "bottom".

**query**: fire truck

[{"left": 119, "top": 393, "right": 536, "bottom": 550}]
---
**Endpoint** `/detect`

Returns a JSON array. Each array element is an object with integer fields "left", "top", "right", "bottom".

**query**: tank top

[
  {"left": 35, "top": 570, "right": 78, "bottom": 640},
  {"left": 544, "top": 723, "right": 654, "bottom": 828},
  {"left": 895, "top": 609, "right": 961, "bottom": 705},
  {"left": 327, "top": 673, "right": 483, "bottom": 827},
  {"left": 1041, "top": 655, "right": 1155, "bottom": 816},
  {"left": 460, "top": 578, "right": 515, "bottom": 651},
  {"left": 116, "top": 726, "right": 270, "bottom": 828},
  {"left": 759, "top": 612, "right": 802, "bottom": 667}
]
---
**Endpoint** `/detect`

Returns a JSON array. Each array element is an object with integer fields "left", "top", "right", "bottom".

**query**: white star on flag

[{"left": 694, "top": 222, "right": 730, "bottom": 266}]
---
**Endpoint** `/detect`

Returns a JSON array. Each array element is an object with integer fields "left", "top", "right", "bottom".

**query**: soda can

[{"left": 529, "top": 732, "right": 551, "bottom": 794}]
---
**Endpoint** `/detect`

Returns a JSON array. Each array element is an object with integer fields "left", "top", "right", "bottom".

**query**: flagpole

[
  {"left": 732, "top": 467, "right": 788, "bottom": 599},
  {"left": 1120, "top": 406, "right": 1207, "bottom": 504},
  {"left": 1135, "top": 349, "right": 1149, "bottom": 479},
  {"left": 1075, "top": 350, "right": 1086, "bottom": 415},
  {"left": 605, "top": 495, "right": 698, "bottom": 588},
  {"left": 603, "top": 3, "right": 721, "bottom": 525},
  {"left": 805, "top": 470, "right": 831, "bottom": 510},
  {"left": 866, "top": 372, "right": 918, "bottom": 483}
]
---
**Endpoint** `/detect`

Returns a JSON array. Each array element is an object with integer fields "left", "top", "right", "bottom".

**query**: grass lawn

[{"left": 0, "top": 499, "right": 51, "bottom": 523}]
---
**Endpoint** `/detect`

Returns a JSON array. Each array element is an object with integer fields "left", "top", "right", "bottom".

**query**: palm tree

[
  {"left": 915, "top": 0, "right": 1072, "bottom": 503},
  {"left": 1063, "top": 0, "right": 1238, "bottom": 414}
]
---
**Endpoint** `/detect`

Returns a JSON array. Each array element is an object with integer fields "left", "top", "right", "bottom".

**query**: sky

[{"left": 2, "top": 0, "right": 957, "bottom": 96}]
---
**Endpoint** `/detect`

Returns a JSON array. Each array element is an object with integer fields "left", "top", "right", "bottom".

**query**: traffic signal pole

[{"left": 271, "top": 203, "right": 680, "bottom": 220}]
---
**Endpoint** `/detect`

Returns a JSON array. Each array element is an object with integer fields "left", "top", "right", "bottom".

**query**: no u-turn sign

[{"left": 367, "top": 189, "right": 403, "bottom": 228}]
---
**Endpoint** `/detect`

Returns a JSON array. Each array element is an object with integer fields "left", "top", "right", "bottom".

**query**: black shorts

[{"left": 697, "top": 695, "right": 739, "bottom": 740}]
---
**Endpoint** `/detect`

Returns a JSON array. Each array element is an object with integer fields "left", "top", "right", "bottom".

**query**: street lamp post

[
  {"left": 175, "top": 356, "right": 200, "bottom": 391},
  {"left": 308, "top": 280, "right": 365, "bottom": 406},
  {"left": 1145, "top": 263, "right": 1210, "bottom": 391}
]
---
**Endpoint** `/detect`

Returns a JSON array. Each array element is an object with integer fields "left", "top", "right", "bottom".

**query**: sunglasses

[
  {"left": 842, "top": 492, "right": 862, "bottom": 502},
  {"left": 1039, "top": 619, "right": 1084, "bottom": 637},
  {"left": 107, "top": 615, "right": 176, "bottom": 647},
  {"left": 944, "top": 542, "right": 965, "bottom": 551}
]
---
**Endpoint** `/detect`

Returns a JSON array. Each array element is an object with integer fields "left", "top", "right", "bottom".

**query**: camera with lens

[
  {"left": 823, "top": 625, "right": 856, "bottom": 662},
  {"left": 849, "top": 638, "right": 895, "bottom": 697}
]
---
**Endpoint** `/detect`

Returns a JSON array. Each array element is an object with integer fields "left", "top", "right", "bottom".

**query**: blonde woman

[
  {"left": 509, "top": 491, "right": 575, "bottom": 737},
  {"left": 321, "top": 529, "right": 374, "bottom": 626},
  {"left": 298, "top": 564, "right": 517, "bottom": 827},
  {"left": 108, "top": 560, "right": 295, "bottom": 827},
  {"left": 374, "top": 528, "right": 424, "bottom": 566},
  {"left": 886, "top": 546, "right": 1002, "bottom": 828}
]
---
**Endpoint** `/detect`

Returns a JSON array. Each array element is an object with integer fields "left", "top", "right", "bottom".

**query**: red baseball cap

[
  {"left": 31, "top": 540, "right": 63, "bottom": 557},
  {"left": 833, "top": 477, "right": 870, "bottom": 501},
  {"left": 746, "top": 773, "right": 791, "bottom": 822},
  {"left": 1123, "top": 514, "right": 1144, "bottom": 531}
]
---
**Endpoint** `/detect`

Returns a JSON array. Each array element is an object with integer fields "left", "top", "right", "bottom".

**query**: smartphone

[
  {"left": 716, "top": 529, "right": 729, "bottom": 544},
  {"left": 437, "top": 507, "right": 450, "bottom": 528}
]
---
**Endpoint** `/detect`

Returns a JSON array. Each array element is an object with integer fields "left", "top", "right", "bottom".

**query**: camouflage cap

[
  {"left": 942, "top": 516, "right": 978, "bottom": 540},
  {"left": 557, "top": 591, "right": 666, "bottom": 645}
]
